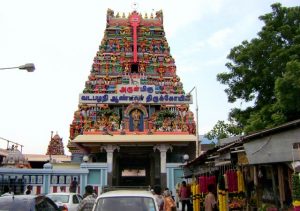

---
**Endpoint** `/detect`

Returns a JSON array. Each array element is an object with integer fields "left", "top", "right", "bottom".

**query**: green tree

[
  {"left": 216, "top": 3, "right": 300, "bottom": 133},
  {"left": 205, "top": 120, "right": 242, "bottom": 140},
  {"left": 275, "top": 61, "right": 300, "bottom": 119}
]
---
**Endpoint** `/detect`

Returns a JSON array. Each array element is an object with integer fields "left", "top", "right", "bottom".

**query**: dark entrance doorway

[
  {"left": 119, "top": 157, "right": 149, "bottom": 186},
  {"left": 114, "top": 147, "right": 154, "bottom": 186}
]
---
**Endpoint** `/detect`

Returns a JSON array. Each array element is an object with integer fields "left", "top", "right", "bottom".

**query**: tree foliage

[
  {"left": 275, "top": 61, "right": 300, "bottom": 118},
  {"left": 216, "top": 3, "right": 300, "bottom": 133},
  {"left": 205, "top": 120, "right": 243, "bottom": 140}
]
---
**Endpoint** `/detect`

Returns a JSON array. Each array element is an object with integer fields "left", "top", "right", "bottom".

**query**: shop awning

[{"left": 243, "top": 135, "right": 300, "bottom": 164}]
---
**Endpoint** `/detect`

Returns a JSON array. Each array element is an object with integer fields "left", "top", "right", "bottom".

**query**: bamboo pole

[{"left": 277, "top": 165, "right": 284, "bottom": 209}]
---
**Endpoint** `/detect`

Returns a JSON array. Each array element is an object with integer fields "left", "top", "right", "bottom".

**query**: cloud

[
  {"left": 204, "top": 54, "right": 228, "bottom": 66},
  {"left": 177, "top": 64, "right": 199, "bottom": 74},
  {"left": 149, "top": 0, "right": 225, "bottom": 38},
  {"left": 207, "top": 28, "right": 233, "bottom": 48}
]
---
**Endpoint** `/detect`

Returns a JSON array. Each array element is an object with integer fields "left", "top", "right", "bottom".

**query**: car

[
  {"left": 92, "top": 189, "right": 159, "bottom": 211},
  {"left": 46, "top": 192, "right": 83, "bottom": 211},
  {"left": 0, "top": 194, "right": 60, "bottom": 211}
]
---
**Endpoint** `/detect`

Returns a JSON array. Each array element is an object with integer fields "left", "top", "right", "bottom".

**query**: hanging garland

[
  {"left": 197, "top": 175, "right": 217, "bottom": 210},
  {"left": 227, "top": 169, "right": 246, "bottom": 210},
  {"left": 292, "top": 173, "right": 300, "bottom": 208},
  {"left": 237, "top": 169, "right": 245, "bottom": 193},
  {"left": 218, "top": 174, "right": 227, "bottom": 211}
]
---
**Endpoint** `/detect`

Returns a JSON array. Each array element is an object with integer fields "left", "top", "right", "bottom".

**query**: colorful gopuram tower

[
  {"left": 68, "top": 8, "right": 196, "bottom": 187},
  {"left": 46, "top": 131, "right": 65, "bottom": 156}
]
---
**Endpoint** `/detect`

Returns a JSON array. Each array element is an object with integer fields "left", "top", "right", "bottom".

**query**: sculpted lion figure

[
  {"left": 155, "top": 10, "right": 163, "bottom": 23},
  {"left": 106, "top": 8, "right": 114, "bottom": 23}
]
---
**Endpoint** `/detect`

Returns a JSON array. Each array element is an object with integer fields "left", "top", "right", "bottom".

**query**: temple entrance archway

[{"left": 113, "top": 146, "right": 160, "bottom": 187}]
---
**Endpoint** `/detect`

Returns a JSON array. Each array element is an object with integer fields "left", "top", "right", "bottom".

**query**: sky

[{"left": 0, "top": 0, "right": 298, "bottom": 155}]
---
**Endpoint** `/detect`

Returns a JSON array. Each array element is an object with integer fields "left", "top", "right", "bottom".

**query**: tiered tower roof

[
  {"left": 47, "top": 132, "right": 65, "bottom": 155},
  {"left": 68, "top": 9, "right": 196, "bottom": 153}
]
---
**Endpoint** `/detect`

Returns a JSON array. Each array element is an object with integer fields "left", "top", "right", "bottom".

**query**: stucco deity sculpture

[{"left": 132, "top": 109, "right": 141, "bottom": 131}]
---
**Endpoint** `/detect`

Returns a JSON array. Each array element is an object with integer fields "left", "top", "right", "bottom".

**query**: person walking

[
  {"left": 77, "top": 185, "right": 96, "bottom": 211},
  {"left": 163, "top": 189, "right": 177, "bottom": 211},
  {"left": 70, "top": 177, "right": 78, "bottom": 193},
  {"left": 25, "top": 185, "right": 33, "bottom": 195},
  {"left": 153, "top": 185, "right": 164, "bottom": 211},
  {"left": 92, "top": 189, "right": 98, "bottom": 199},
  {"left": 205, "top": 184, "right": 217, "bottom": 211},
  {"left": 178, "top": 181, "right": 191, "bottom": 211}
]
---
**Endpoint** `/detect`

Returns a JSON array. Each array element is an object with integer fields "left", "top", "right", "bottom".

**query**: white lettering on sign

[{"left": 79, "top": 93, "right": 193, "bottom": 104}]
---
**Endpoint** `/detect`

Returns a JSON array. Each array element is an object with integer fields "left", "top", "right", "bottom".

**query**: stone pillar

[
  {"left": 153, "top": 144, "right": 172, "bottom": 188},
  {"left": 101, "top": 145, "right": 120, "bottom": 186},
  {"left": 43, "top": 162, "right": 52, "bottom": 194},
  {"left": 43, "top": 174, "right": 51, "bottom": 194},
  {"left": 80, "top": 174, "right": 88, "bottom": 196}
]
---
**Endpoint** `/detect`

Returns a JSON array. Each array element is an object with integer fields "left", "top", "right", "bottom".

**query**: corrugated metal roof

[
  {"left": 242, "top": 119, "right": 300, "bottom": 142},
  {"left": 219, "top": 136, "right": 241, "bottom": 146}
]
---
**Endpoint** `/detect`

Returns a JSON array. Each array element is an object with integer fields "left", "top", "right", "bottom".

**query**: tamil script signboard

[{"left": 79, "top": 85, "right": 193, "bottom": 104}]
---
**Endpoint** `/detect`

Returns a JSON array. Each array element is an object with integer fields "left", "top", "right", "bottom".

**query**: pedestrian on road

[
  {"left": 163, "top": 189, "right": 177, "bottom": 211},
  {"left": 25, "top": 185, "right": 32, "bottom": 195},
  {"left": 77, "top": 185, "right": 96, "bottom": 211},
  {"left": 92, "top": 189, "right": 98, "bottom": 199},
  {"left": 205, "top": 184, "right": 217, "bottom": 211},
  {"left": 153, "top": 185, "right": 164, "bottom": 211},
  {"left": 70, "top": 177, "right": 78, "bottom": 193},
  {"left": 178, "top": 181, "right": 191, "bottom": 211}
]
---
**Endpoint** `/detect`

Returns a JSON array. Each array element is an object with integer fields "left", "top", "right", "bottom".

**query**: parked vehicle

[
  {"left": 47, "top": 192, "right": 83, "bottom": 211},
  {"left": 0, "top": 194, "right": 60, "bottom": 211},
  {"left": 92, "top": 189, "right": 158, "bottom": 211}
]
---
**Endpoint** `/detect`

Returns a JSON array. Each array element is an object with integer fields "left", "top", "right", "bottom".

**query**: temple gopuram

[
  {"left": 47, "top": 131, "right": 65, "bottom": 156},
  {"left": 67, "top": 8, "right": 197, "bottom": 188}
]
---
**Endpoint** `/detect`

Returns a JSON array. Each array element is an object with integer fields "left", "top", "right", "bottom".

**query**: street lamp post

[
  {"left": 0, "top": 63, "right": 35, "bottom": 72},
  {"left": 187, "top": 86, "right": 200, "bottom": 157}
]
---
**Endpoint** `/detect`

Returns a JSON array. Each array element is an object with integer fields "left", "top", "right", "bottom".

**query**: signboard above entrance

[
  {"left": 79, "top": 85, "right": 193, "bottom": 104},
  {"left": 80, "top": 93, "right": 192, "bottom": 104}
]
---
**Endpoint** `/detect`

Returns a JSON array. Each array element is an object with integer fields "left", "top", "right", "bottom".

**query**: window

[
  {"left": 73, "top": 195, "right": 79, "bottom": 204},
  {"left": 95, "top": 197, "right": 156, "bottom": 211},
  {"left": 78, "top": 194, "right": 83, "bottom": 201},
  {"left": 36, "top": 198, "right": 58, "bottom": 211},
  {"left": 47, "top": 195, "right": 69, "bottom": 203}
]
